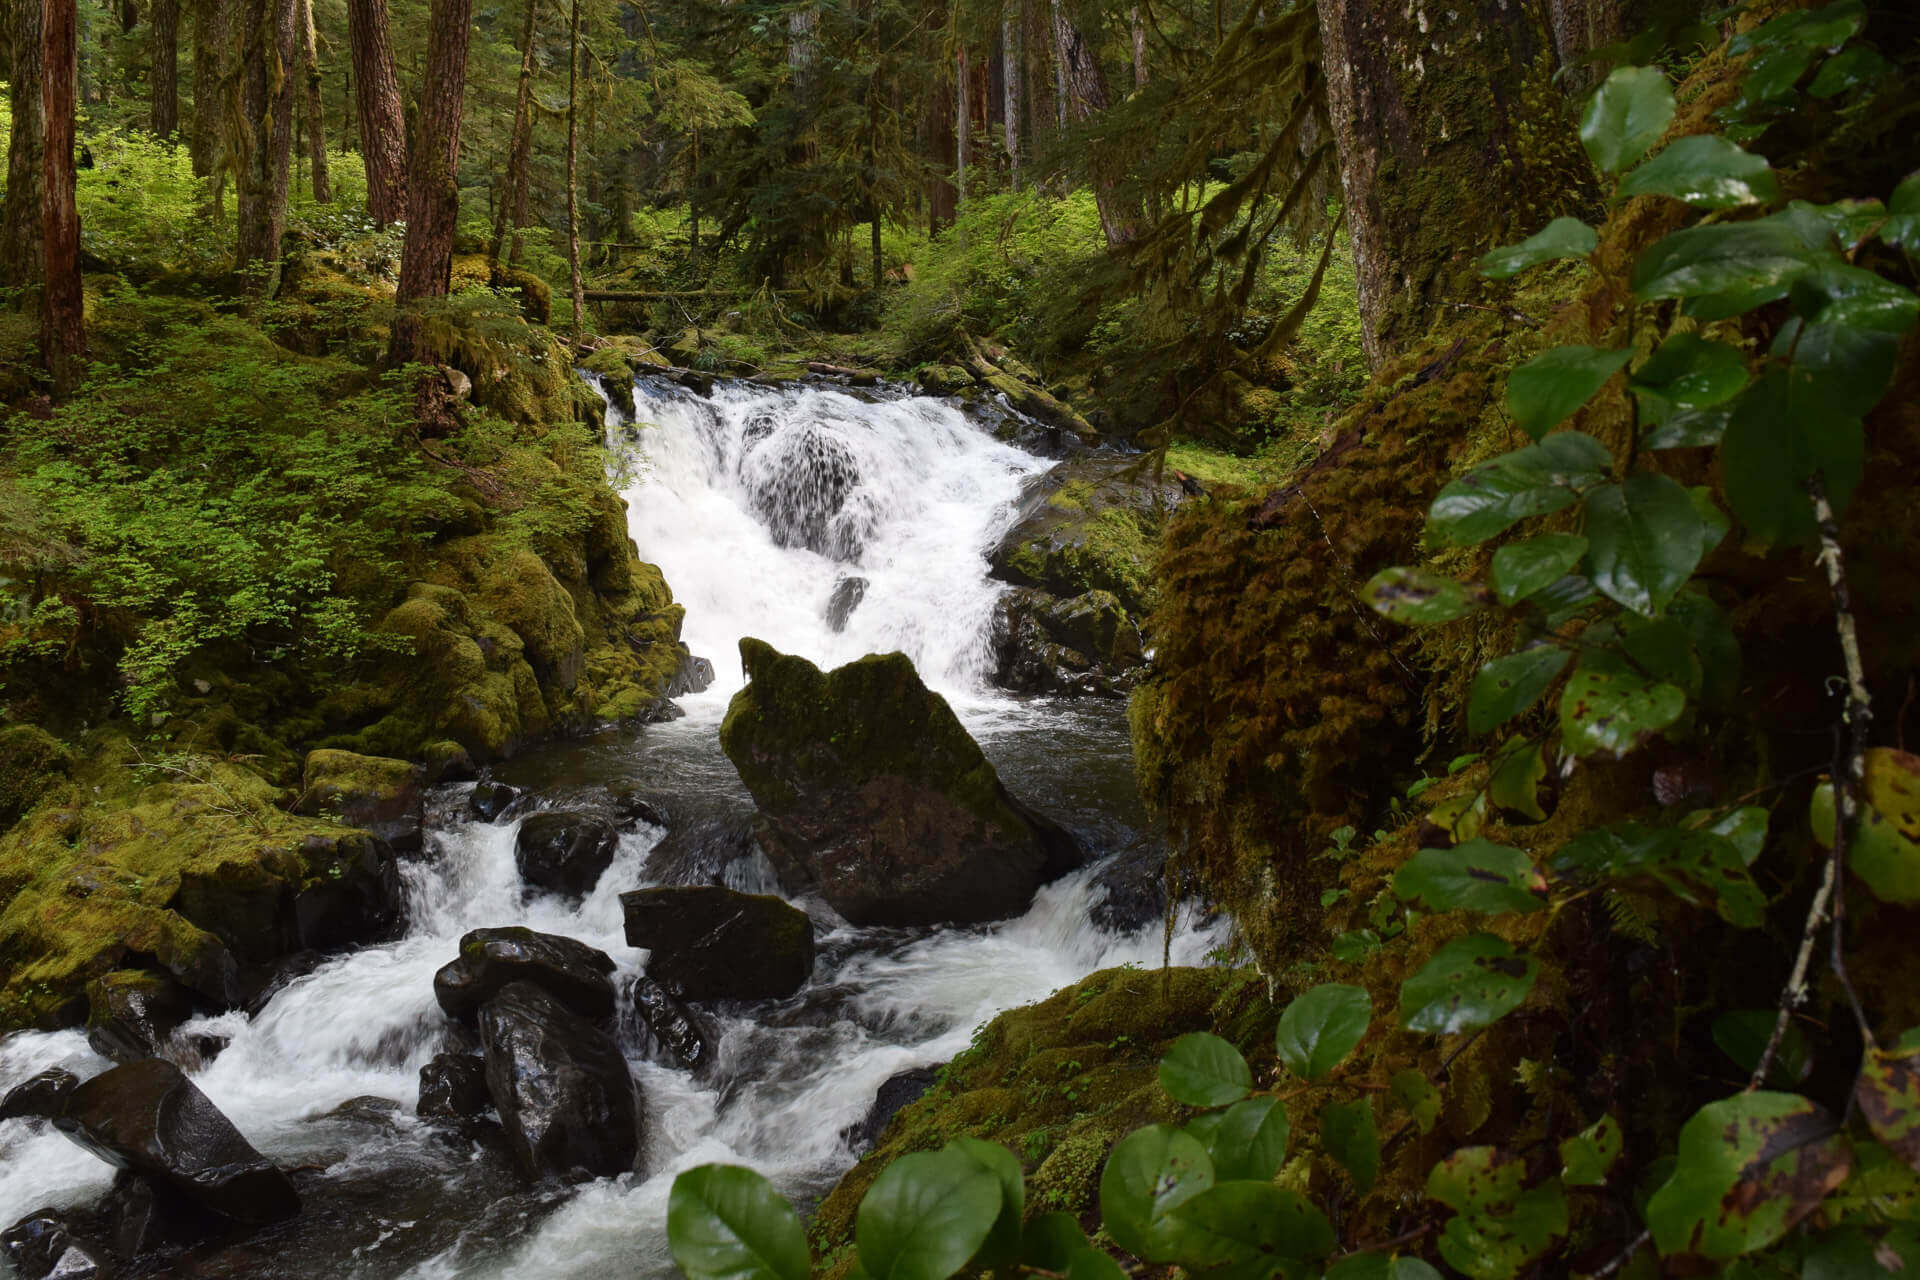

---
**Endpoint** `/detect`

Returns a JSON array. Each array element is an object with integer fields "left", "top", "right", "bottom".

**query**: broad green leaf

[
  {"left": 1722, "top": 373, "right": 1864, "bottom": 548},
  {"left": 1559, "top": 648, "right": 1686, "bottom": 758},
  {"left": 1274, "top": 983, "right": 1372, "bottom": 1081},
  {"left": 1646, "top": 1092, "right": 1853, "bottom": 1261},
  {"left": 1478, "top": 217, "right": 1597, "bottom": 279},
  {"left": 857, "top": 1148, "right": 1004, "bottom": 1280},
  {"left": 1581, "top": 66, "right": 1676, "bottom": 174},
  {"left": 1492, "top": 533, "right": 1588, "bottom": 605},
  {"left": 1712, "top": 1010, "right": 1812, "bottom": 1086},
  {"left": 1391, "top": 1069, "right": 1442, "bottom": 1134},
  {"left": 1427, "top": 433, "right": 1612, "bottom": 546},
  {"left": 1631, "top": 220, "right": 1826, "bottom": 306},
  {"left": 1642, "top": 405, "right": 1732, "bottom": 450},
  {"left": 1630, "top": 334, "right": 1750, "bottom": 423},
  {"left": 1812, "top": 748, "right": 1920, "bottom": 905},
  {"left": 1019, "top": 1212, "right": 1091, "bottom": 1272},
  {"left": 1427, "top": 1147, "right": 1571, "bottom": 1280},
  {"left": 1362, "top": 567, "right": 1479, "bottom": 625},
  {"left": 1488, "top": 739, "right": 1549, "bottom": 822},
  {"left": 1858, "top": 1048, "right": 1920, "bottom": 1174},
  {"left": 1393, "top": 839, "right": 1549, "bottom": 915},
  {"left": 1469, "top": 645, "right": 1572, "bottom": 735},
  {"left": 1507, "top": 346, "right": 1633, "bottom": 439},
  {"left": 1620, "top": 135, "right": 1778, "bottom": 209},
  {"left": 1560, "top": 1115, "right": 1625, "bottom": 1187},
  {"left": 1159, "top": 1032, "right": 1253, "bottom": 1107},
  {"left": 1098, "top": 1125, "right": 1215, "bottom": 1263},
  {"left": 1552, "top": 823, "right": 1765, "bottom": 927},
  {"left": 1398, "top": 934, "right": 1539, "bottom": 1035},
  {"left": 1322, "top": 1100, "right": 1380, "bottom": 1193},
  {"left": 668, "top": 1165, "right": 812, "bottom": 1280},
  {"left": 1206, "top": 1097, "right": 1292, "bottom": 1182},
  {"left": 1326, "top": 1256, "right": 1445, "bottom": 1280},
  {"left": 1808, "top": 44, "right": 1890, "bottom": 97},
  {"left": 1582, "top": 473, "right": 1706, "bottom": 616},
  {"left": 1166, "top": 1182, "right": 1335, "bottom": 1268},
  {"left": 950, "top": 1138, "right": 1024, "bottom": 1270}
]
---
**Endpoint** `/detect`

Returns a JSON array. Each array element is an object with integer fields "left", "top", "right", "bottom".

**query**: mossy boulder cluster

[{"left": 718, "top": 639, "right": 1082, "bottom": 926}]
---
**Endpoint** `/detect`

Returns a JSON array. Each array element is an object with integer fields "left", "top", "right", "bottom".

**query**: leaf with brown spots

[
  {"left": 1858, "top": 1047, "right": 1920, "bottom": 1175},
  {"left": 1645, "top": 1092, "right": 1852, "bottom": 1262}
]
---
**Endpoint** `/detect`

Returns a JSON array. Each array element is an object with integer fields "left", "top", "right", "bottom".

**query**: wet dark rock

[
  {"left": 1089, "top": 840, "right": 1170, "bottom": 933},
  {"left": 741, "top": 424, "right": 866, "bottom": 560},
  {"left": 0, "top": 1067, "right": 79, "bottom": 1121},
  {"left": 668, "top": 653, "right": 716, "bottom": 697},
  {"left": 50, "top": 1059, "right": 300, "bottom": 1225},
  {"left": 622, "top": 884, "right": 813, "bottom": 1001},
  {"left": 991, "top": 587, "right": 1144, "bottom": 698},
  {"left": 296, "top": 750, "right": 426, "bottom": 854},
  {"left": 467, "top": 780, "right": 526, "bottom": 823},
  {"left": 825, "top": 577, "right": 868, "bottom": 632},
  {"left": 433, "top": 927, "right": 617, "bottom": 1027},
  {"left": 841, "top": 1067, "right": 938, "bottom": 1154},
  {"left": 720, "top": 640, "right": 1084, "bottom": 926},
  {"left": 621, "top": 975, "right": 716, "bottom": 1075},
  {"left": 418, "top": 1053, "right": 492, "bottom": 1121},
  {"left": 513, "top": 811, "right": 619, "bottom": 900},
  {"left": 641, "top": 813, "right": 759, "bottom": 885},
  {"left": 478, "top": 981, "right": 641, "bottom": 1183},
  {"left": 84, "top": 972, "right": 196, "bottom": 1065}
]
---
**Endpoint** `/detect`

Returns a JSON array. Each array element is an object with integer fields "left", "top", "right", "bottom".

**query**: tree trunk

[
  {"left": 1049, "top": 1, "right": 1144, "bottom": 245},
  {"left": 150, "top": 0, "right": 179, "bottom": 134},
  {"left": 388, "top": 0, "right": 473, "bottom": 363},
  {"left": 1317, "top": 0, "right": 1586, "bottom": 363},
  {"left": 563, "top": 0, "right": 583, "bottom": 341},
  {"left": 188, "top": 0, "right": 227, "bottom": 176},
  {"left": 1002, "top": 7, "right": 1020, "bottom": 184},
  {"left": 3, "top": 0, "right": 47, "bottom": 290},
  {"left": 296, "top": 0, "right": 329, "bottom": 200},
  {"left": 42, "top": 0, "right": 84, "bottom": 393},
  {"left": 232, "top": 0, "right": 296, "bottom": 293},
  {"left": 345, "top": 0, "right": 406, "bottom": 224},
  {"left": 489, "top": 0, "right": 537, "bottom": 263}
]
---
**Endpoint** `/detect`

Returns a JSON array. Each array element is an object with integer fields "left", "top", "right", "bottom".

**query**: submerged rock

[
  {"left": 417, "top": 1053, "right": 491, "bottom": 1121},
  {"left": 467, "top": 780, "right": 526, "bottom": 823},
  {"left": 513, "top": 812, "right": 618, "bottom": 901},
  {"left": 433, "top": 927, "right": 617, "bottom": 1026},
  {"left": 84, "top": 971, "right": 196, "bottom": 1065},
  {"left": 296, "top": 750, "right": 426, "bottom": 854},
  {"left": 51, "top": 1059, "right": 300, "bottom": 1225},
  {"left": 478, "top": 981, "right": 641, "bottom": 1182},
  {"left": 621, "top": 975, "right": 717, "bottom": 1074},
  {"left": 719, "top": 640, "right": 1083, "bottom": 926},
  {"left": 621, "top": 885, "right": 813, "bottom": 1000}
]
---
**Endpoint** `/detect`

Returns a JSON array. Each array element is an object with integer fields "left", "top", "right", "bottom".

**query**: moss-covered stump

[
  {"left": 718, "top": 640, "right": 1081, "bottom": 926},
  {"left": 989, "top": 455, "right": 1190, "bottom": 620},
  {"left": 0, "top": 736, "right": 402, "bottom": 1032},
  {"left": 811, "top": 965, "right": 1275, "bottom": 1266}
]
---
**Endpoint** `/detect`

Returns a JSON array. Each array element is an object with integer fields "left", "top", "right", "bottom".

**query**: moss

[{"left": 0, "top": 724, "right": 73, "bottom": 831}]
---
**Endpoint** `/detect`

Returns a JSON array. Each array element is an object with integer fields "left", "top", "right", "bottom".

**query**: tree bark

[
  {"left": 1049, "top": 0, "right": 1144, "bottom": 245},
  {"left": 188, "top": 0, "right": 227, "bottom": 175},
  {"left": 1317, "top": 0, "right": 1587, "bottom": 363},
  {"left": 296, "top": 0, "right": 329, "bottom": 200},
  {"left": 150, "top": 0, "right": 179, "bottom": 134},
  {"left": 3, "top": 0, "right": 47, "bottom": 290},
  {"left": 231, "top": 0, "right": 296, "bottom": 292},
  {"left": 345, "top": 0, "right": 406, "bottom": 224},
  {"left": 489, "top": 0, "right": 537, "bottom": 263},
  {"left": 42, "top": 0, "right": 84, "bottom": 393},
  {"left": 563, "top": 0, "right": 583, "bottom": 340},
  {"left": 388, "top": 0, "right": 473, "bottom": 363}
]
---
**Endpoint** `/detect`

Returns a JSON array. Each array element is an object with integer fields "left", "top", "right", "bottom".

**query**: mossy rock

[
  {"left": 718, "top": 639, "right": 1080, "bottom": 926},
  {"left": 0, "top": 724, "right": 74, "bottom": 832},
  {"left": 989, "top": 455, "right": 1188, "bottom": 618},
  {"left": 810, "top": 965, "right": 1277, "bottom": 1265}
]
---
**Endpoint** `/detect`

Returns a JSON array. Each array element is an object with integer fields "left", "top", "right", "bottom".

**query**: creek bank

[{"left": 719, "top": 639, "right": 1083, "bottom": 926}]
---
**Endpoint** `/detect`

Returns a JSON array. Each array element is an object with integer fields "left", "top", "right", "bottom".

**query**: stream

[{"left": 0, "top": 376, "right": 1219, "bottom": 1279}]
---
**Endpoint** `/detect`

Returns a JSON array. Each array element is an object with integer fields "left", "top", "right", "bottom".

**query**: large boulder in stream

[
  {"left": 719, "top": 640, "right": 1083, "bottom": 926},
  {"left": 513, "top": 811, "right": 619, "bottom": 900},
  {"left": 621, "top": 884, "right": 813, "bottom": 1000},
  {"left": 433, "top": 927, "right": 617, "bottom": 1026},
  {"left": 478, "top": 981, "right": 641, "bottom": 1182},
  {"left": 47, "top": 1059, "right": 300, "bottom": 1225}
]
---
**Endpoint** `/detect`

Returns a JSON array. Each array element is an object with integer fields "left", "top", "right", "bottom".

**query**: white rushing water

[{"left": 0, "top": 377, "right": 1217, "bottom": 1279}]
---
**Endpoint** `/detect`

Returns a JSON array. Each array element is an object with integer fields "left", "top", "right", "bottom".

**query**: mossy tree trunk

[
  {"left": 3, "top": 0, "right": 46, "bottom": 291},
  {"left": 1317, "top": 0, "right": 1600, "bottom": 364},
  {"left": 388, "top": 0, "right": 473, "bottom": 363}
]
